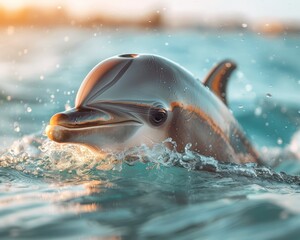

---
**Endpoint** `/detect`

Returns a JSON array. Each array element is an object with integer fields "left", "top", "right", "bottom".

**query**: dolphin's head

[{"left": 46, "top": 54, "right": 191, "bottom": 151}]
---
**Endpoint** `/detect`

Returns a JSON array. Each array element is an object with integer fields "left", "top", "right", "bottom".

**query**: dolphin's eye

[{"left": 149, "top": 108, "right": 168, "bottom": 126}]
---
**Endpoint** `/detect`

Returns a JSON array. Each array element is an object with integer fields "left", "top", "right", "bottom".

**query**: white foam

[{"left": 1, "top": 135, "right": 300, "bottom": 185}]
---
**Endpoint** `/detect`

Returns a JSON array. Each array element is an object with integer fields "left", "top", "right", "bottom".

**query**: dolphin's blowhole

[{"left": 118, "top": 53, "right": 139, "bottom": 58}]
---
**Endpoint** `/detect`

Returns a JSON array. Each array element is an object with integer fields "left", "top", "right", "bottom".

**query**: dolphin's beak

[
  {"left": 46, "top": 107, "right": 142, "bottom": 149},
  {"left": 46, "top": 107, "right": 111, "bottom": 141},
  {"left": 50, "top": 108, "right": 112, "bottom": 130}
]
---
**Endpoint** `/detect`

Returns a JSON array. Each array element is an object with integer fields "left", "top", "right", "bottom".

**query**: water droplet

[
  {"left": 40, "top": 75, "right": 44, "bottom": 80},
  {"left": 238, "top": 105, "right": 244, "bottom": 109},
  {"left": 237, "top": 71, "right": 244, "bottom": 79},
  {"left": 26, "top": 107, "right": 32, "bottom": 113},
  {"left": 14, "top": 122, "right": 20, "bottom": 132},
  {"left": 185, "top": 143, "right": 192, "bottom": 150},
  {"left": 50, "top": 94, "right": 55, "bottom": 99},
  {"left": 242, "top": 23, "right": 248, "bottom": 28},
  {"left": 254, "top": 107, "right": 262, "bottom": 116},
  {"left": 266, "top": 93, "right": 272, "bottom": 98},
  {"left": 165, "top": 42, "right": 169, "bottom": 46},
  {"left": 65, "top": 103, "right": 71, "bottom": 111},
  {"left": 245, "top": 84, "right": 253, "bottom": 92},
  {"left": 277, "top": 138, "right": 283, "bottom": 145}
]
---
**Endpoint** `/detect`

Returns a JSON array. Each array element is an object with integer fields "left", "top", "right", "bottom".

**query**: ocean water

[{"left": 1, "top": 27, "right": 300, "bottom": 239}]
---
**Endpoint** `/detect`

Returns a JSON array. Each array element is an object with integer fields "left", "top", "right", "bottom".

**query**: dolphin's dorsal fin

[{"left": 203, "top": 60, "right": 237, "bottom": 105}]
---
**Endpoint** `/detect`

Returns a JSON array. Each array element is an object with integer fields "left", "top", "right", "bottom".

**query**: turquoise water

[{"left": 1, "top": 27, "right": 300, "bottom": 239}]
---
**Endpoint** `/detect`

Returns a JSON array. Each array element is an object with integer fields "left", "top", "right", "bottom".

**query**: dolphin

[{"left": 46, "top": 53, "right": 262, "bottom": 164}]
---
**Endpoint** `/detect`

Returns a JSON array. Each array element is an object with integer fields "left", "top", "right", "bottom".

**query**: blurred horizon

[
  {"left": 0, "top": 0, "right": 300, "bottom": 34},
  {"left": 1, "top": 0, "right": 300, "bottom": 21}
]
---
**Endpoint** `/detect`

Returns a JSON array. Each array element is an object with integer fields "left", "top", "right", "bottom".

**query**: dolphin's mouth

[
  {"left": 46, "top": 107, "right": 142, "bottom": 144},
  {"left": 50, "top": 119, "right": 141, "bottom": 129},
  {"left": 46, "top": 121, "right": 142, "bottom": 143}
]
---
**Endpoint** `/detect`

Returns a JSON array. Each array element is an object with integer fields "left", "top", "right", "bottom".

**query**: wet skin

[{"left": 46, "top": 54, "right": 262, "bottom": 164}]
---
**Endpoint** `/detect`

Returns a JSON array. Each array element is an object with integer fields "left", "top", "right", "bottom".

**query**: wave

[{"left": 1, "top": 134, "right": 300, "bottom": 185}]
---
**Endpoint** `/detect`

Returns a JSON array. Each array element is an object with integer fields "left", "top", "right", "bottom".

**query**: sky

[{"left": 0, "top": 0, "right": 299, "bottom": 24}]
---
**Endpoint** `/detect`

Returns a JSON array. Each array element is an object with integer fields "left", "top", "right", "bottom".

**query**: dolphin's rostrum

[{"left": 46, "top": 53, "right": 262, "bottom": 164}]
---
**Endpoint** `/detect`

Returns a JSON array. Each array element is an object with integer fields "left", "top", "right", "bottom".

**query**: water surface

[{"left": 1, "top": 27, "right": 300, "bottom": 239}]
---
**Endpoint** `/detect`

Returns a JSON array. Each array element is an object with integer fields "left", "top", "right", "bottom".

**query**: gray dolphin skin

[{"left": 46, "top": 53, "right": 262, "bottom": 164}]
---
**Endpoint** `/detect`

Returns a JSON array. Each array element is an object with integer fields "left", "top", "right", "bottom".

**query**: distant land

[{"left": 0, "top": 6, "right": 300, "bottom": 35}]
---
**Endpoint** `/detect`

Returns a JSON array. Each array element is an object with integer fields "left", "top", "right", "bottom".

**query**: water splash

[{"left": 1, "top": 135, "right": 300, "bottom": 185}]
